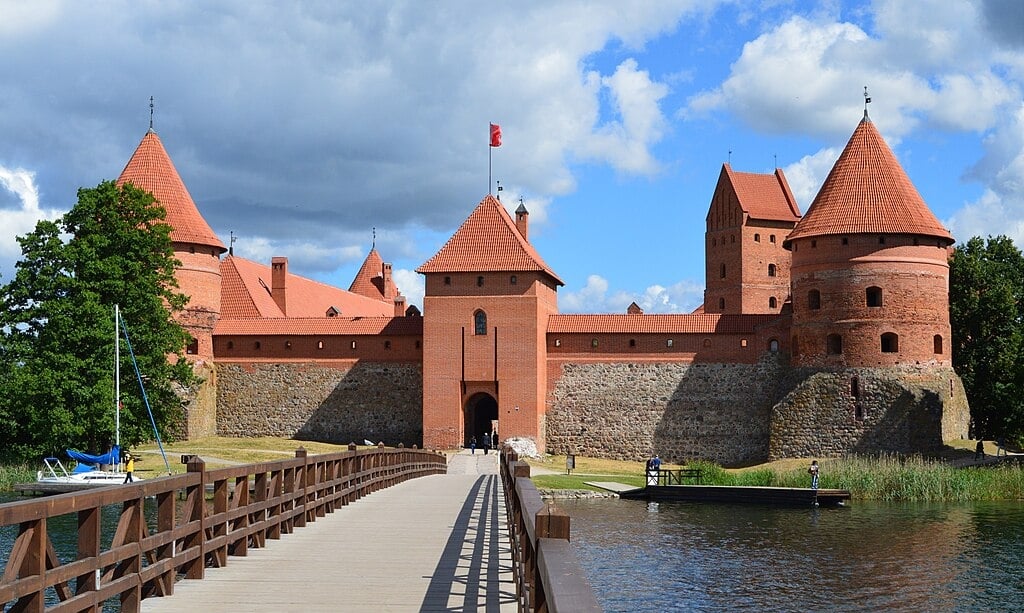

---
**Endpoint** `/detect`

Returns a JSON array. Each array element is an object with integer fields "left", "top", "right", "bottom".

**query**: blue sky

[{"left": 1, "top": 1, "right": 1022, "bottom": 313}]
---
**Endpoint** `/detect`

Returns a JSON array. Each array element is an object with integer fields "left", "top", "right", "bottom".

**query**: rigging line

[{"left": 119, "top": 312, "right": 172, "bottom": 475}]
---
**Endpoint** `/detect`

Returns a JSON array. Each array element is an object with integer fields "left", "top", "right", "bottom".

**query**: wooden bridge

[{"left": 1, "top": 446, "right": 600, "bottom": 612}]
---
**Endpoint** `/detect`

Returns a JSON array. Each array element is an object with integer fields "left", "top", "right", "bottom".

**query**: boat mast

[{"left": 115, "top": 304, "right": 120, "bottom": 450}]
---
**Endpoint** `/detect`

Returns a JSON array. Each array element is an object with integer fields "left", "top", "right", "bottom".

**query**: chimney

[
  {"left": 382, "top": 262, "right": 396, "bottom": 300},
  {"left": 271, "top": 257, "right": 288, "bottom": 315},
  {"left": 394, "top": 294, "right": 406, "bottom": 317},
  {"left": 515, "top": 202, "right": 529, "bottom": 241}
]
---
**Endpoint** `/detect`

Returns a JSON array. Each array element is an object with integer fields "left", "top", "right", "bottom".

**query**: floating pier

[{"left": 619, "top": 484, "right": 851, "bottom": 507}]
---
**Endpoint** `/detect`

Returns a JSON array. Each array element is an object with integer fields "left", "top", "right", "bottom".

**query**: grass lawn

[{"left": 131, "top": 437, "right": 375, "bottom": 475}]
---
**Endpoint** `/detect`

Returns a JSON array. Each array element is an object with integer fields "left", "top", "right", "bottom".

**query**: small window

[
  {"left": 510, "top": 275, "right": 517, "bottom": 285},
  {"left": 731, "top": 234, "right": 736, "bottom": 243},
  {"left": 866, "top": 287, "right": 882, "bottom": 308},
  {"left": 811, "top": 240, "right": 817, "bottom": 248},
  {"left": 768, "top": 263, "right": 777, "bottom": 277},
  {"left": 317, "top": 341, "right": 324, "bottom": 350},
  {"left": 842, "top": 236, "right": 849, "bottom": 245},
  {"left": 718, "top": 297, "right": 725, "bottom": 310},
  {"left": 351, "top": 340, "right": 357, "bottom": 349},
  {"left": 808, "top": 289, "right": 821, "bottom": 310},
  {"left": 741, "top": 339, "right": 748, "bottom": 347},
  {"left": 667, "top": 339, "right": 674, "bottom": 347},
  {"left": 629, "top": 339, "right": 636, "bottom": 347},
  {"left": 703, "top": 338, "right": 711, "bottom": 347},
  {"left": 227, "top": 341, "right": 234, "bottom": 350},
  {"left": 827, "top": 334, "right": 842, "bottom": 355},
  {"left": 934, "top": 335, "right": 943, "bottom": 354},
  {"left": 720, "top": 263, "right": 726, "bottom": 279},
  {"left": 186, "top": 337, "right": 198, "bottom": 355},
  {"left": 591, "top": 338, "right": 599, "bottom": 348},
  {"left": 474, "top": 310, "right": 487, "bottom": 335},
  {"left": 190, "top": 246, "right": 195, "bottom": 254},
  {"left": 769, "top": 296, "right": 777, "bottom": 309},
  {"left": 384, "top": 340, "right": 391, "bottom": 349},
  {"left": 554, "top": 339, "right": 561, "bottom": 347},
  {"left": 769, "top": 339, "right": 779, "bottom": 353},
  {"left": 254, "top": 341, "right": 261, "bottom": 350},
  {"left": 770, "top": 234, "right": 776, "bottom": 244},
  {"left": 879, "top": 235, "right": 886, "bottom": 244},
  {"left": 851, "top": 376, "right": 860, "bottom": 398},
  {"left": 444, "top": 276, "right": 451, "bottom": 285},
  {"left": 855, "top": 404, "right": 864, "bottom": 421},
  {"left": 415, "top": 340, "right": 421, "bottom": 349},
  {"left": 754, "top": 233, "right": 760, "bottom": 242},
  {"left": 881, "top": 332, "right": 899, "bottom": 353},
  {"left": 285, "top": 341, "right": 292, "bottom": 349},
  {"left": 477, "top": 276, "right": 484, "bottom": 287}
]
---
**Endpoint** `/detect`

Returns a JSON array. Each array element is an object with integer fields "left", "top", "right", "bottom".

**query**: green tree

[
  {"left": 950, "top": 235, "right": 1024, "bottom": 446},
  {"left": 0, "top": 180, "right": 193, "bottom": 463}
]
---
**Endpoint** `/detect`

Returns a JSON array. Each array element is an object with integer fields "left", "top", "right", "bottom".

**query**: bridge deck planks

[{"left": 140, "top": 452, "right": 516, "bottom": 612}]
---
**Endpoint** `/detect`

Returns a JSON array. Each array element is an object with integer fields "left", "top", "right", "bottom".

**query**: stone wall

[
  {"left": 545, "top": 356, "right": 786, "bottom": 466},
  {"left": 768, "top": 365, "right": 970, "bottom": 459},
  {"left": 216, "top": 361, "right": 423, "bottom": 446}
]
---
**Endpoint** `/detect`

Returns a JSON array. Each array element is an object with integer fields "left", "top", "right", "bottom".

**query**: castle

[{"left": 114, "top": 111, "right": 970, "bottom": 465}]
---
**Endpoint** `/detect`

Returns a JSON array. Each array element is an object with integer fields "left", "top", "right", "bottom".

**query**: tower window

[
  {"left": 881, "top": 332, "right": 899, "bottom": 353},
  {"left": 808, "top": 289, "right": 821, "bottom": 310},
  {"left": 474, "top": 310, "right": 487, "bottom": 335},
  {"left": 731, "top": 234, "right": 736, "bottom": 243},
  {"left": 720, "top": 263, "right": 726, "bottom": 278},
  {"left": 718, "top": 297, "right": 725, "bottom": 310},
  {"left": 768, "top": 263, "right": 777, "bottom": 277},
  {"left": 754, "top": 233, "right": 760, "bottom": 242},
  {"left": 770, "top": 234, "right": 776, "bottom": 244},
  {"left": 934, "top": 335, "right": 944, "bottom": 354},
  {"left": 769, "top": 339, "right": 779, "bottom": 353},
  {"left": 866, "top": 286, "right": 883, "bottom": 308},
  {"left": 827, "top": 334, "right": 843, "bottom": 355},
  {"left": 477, "top": 275, "right": 484, "bottom": 287},
  {"left": 769, "top": 296, "right": 777, "bottom": 309},
  {"left": 851, "top": 376, "right": 860, "bottom": 398},
  {"left": 510, "top": 275, "right": 517, "bottom": 285}
]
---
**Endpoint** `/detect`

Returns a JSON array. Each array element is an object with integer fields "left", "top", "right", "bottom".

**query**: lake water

[{"left": 560, "top": 498, "right": 1024, "bottom": 612}]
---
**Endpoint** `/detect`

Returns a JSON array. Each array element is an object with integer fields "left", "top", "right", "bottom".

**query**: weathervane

[
  {"left": 372, "top": 227, "right": 376, "bottom": 250},
  {"left": 149, "top": 96, "right": 155, "bottom": 131},
  {"left": 864, "top": 86, "right": 872, "bottom": 118},
  {"left": 229, "top": 231, "right": 236, "bottom": 256}
]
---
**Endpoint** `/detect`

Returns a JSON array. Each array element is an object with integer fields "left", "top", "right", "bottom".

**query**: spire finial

[
  {"left": 863, "top": 86, "right": 872, "bottom": 120},
  {"left": 728, "top": 149, "right": 732, "bottom": 165},
  {"left": 149, "top": 96, "right": 155, "bottom": 132},
  {"left": 372, "top": 227, "right": 376, "bottom": 250},
  {"left": 229, "top": 231, "right": 236, "bottom": 256}
]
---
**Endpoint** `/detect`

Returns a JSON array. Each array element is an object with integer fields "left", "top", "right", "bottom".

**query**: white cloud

[
  {"left": 0, "top": 165, "right": 64, "bottom": 281},
  {"left": 559, "top": 274, "right": 703, "bottom": 314},
  {"left": 782, "top": 147, "right": 841, "bottom": 209},
  {"left": 392, "top": 268, "right": 424, "bottom": 312}
]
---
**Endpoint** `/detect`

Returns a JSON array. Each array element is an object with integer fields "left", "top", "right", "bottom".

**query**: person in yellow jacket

[{"left": 123, "top": 452, "right": 135, "bottom": 483}]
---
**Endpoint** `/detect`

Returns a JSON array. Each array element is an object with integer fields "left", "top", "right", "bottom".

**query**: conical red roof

[
  {"left": 117, "top": 131, "right": 226, "bottom": 252},
  {"left": 417, "top": 195, "right": 563, "bottom": 285},
  {"left": 349, "top": 248, "right": 386, "bottom": 299},
  {"left": 784, "top": 117, "right": 953, "bottom": 246}
]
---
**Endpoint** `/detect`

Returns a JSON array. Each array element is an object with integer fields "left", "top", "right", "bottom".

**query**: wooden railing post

[
  {"left": 184, "top": 456, "right": 206, "bottom": 580},
  {"left": 294, "top": 447, "right": 308, "bottom": 528}
]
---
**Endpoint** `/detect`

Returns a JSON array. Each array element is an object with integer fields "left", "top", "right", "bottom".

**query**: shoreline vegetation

[{"left": 1, "top": 437, "right": 1021, "bottom": 502}]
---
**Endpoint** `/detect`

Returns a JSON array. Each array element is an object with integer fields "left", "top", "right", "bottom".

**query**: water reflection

[{"left": 561, "top": 498, "right": 1024, "bottom": 612}]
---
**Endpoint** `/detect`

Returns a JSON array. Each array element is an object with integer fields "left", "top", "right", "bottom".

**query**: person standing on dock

[
  {"left": 808, "top": 460, "right": 819, "bottom": 490},
  {"left": 123, "top": 452, "right": 135, "bottom": 484},
  {"left": 646, "top": 455, "right": 661, "bottom": 486}
]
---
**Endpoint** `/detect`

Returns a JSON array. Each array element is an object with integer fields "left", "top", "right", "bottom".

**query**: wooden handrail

[
  {"left": 499, "top": 447, "right": 601, "bottom": 613},
  {"left": 1, "top": 447, "right": 446, "bottom": 612}
]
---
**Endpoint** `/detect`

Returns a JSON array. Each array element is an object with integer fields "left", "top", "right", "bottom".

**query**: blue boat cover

[{"left": 67, "top": 445, "right": 120, "bottom": 469}]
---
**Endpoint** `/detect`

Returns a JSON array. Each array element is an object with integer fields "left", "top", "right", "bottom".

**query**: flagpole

[{"left": 488, "top": 140, "right": 492, "bottom": 194}]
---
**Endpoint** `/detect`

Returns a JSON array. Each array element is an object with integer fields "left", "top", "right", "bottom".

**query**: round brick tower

[
  {"left": 117, "top": 129, "right": 227, "bottom": 364},
  {"left": 783, "top": 114, "right": 955, "bottom": 367}
]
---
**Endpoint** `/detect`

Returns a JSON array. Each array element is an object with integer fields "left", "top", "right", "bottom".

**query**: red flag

[{"left": 490, "top": 123, "right": 502, "bottom": 147}]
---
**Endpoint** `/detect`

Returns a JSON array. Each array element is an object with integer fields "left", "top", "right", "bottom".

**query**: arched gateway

[{"left": 464, "top": 393, "right": 498, "bottom": 446}]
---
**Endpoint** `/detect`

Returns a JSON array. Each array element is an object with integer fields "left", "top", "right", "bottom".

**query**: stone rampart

[
  {"left": 544, "top": 356, "right": 786, "bottom": 466},
  {"left": 216, "top": 361, "right": 423, "bottom": 446}
]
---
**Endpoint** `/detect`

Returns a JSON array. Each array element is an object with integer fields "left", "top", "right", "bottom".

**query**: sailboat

[{"left": 37, "top": 304, "right": 166, "bottom": 486}]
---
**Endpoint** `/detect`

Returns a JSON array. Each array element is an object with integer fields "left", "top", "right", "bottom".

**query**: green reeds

[
  {"left": 0, "top": 464, "right": 34, "bottom": 492},
  {"left": 693, "top": 455, "right": 1024, "bottom": 502}
]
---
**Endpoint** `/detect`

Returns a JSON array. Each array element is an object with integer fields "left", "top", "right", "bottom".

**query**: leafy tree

[
  {"left": 0, "top": 180, "right": 193, "bottom": 463},
  {"left": 949, "top": 235, "right": 1024, "bottom": 446}
]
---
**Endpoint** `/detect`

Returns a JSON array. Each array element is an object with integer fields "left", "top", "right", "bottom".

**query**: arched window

[
  {"left": 827, "top": 334, "right": 843, "bottom": 355},
  {"left": 808, "top": 289, "right": 821, "bottom": 310},
  {"left": 851, "top": 376, "right": 860, "bottom": 398},
  {"left": 769, "top": 296, "right": 778, "bottom": 309},
  {"left": 881, "top": 332, "right": 899, "bottom": 353},
  {"left": 769, "top": 339, "right": 779, "bottom": 353},
  {"left": 769, "top": 234, "right": 776, "bottom": 244},
  {"left": 474, "top": 310, "right": 487, "bottom": 335},
  {"left": 768, "top": 263, "right": 777, "bottom": 277},
  {"left": 718, "top": 297, "right": 725, "bottom": 310},
  {"left": 934, "top": 335, "right": 943, "bottom": 354},
  {"left": 867, "top": 286, "right": 883, "bottom": 307},
  {"left": 754, "top": 233, "right": 761, "bottom": 242}
]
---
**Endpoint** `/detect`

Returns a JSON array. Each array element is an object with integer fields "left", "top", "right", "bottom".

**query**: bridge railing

[
  {"left": 1, "top": 446, "right": 446, "bottom": 613},
  {"left": 499, "top": 447, "right": 601, "bottom": 613}
]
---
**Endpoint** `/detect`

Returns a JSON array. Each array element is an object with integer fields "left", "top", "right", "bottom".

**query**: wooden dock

[
  {"left": 620, "top": 484, "right": 851, "bottom": 507},
  {"left": 140, "top": 451, "right": 516, "bottom": 612}
]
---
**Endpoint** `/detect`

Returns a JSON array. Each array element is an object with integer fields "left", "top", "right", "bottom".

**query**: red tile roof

[
  {"left": 116, "top": 131, "right": 226, "bottom": 251},
  {"left": 725, "top": 165, "right": 801, "bottom": 221},
  {"left": 548, "top": 313, "right": 779, "bottom": 334},
  {"left": 417, "top": 195, "right": 563, "bottom": 285},
  {"left": 785, "top": 117, "right": 954, "bottom": 246},
  {"left": 214, "top": 316, "right": 421, "bottom": 336},
  {"left": 348, "top": 248, "right": 394, "bottom": 301},
  {"left": 219, "top": 256, "right": 394, "bottom": 319}
]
